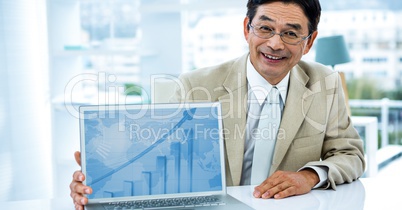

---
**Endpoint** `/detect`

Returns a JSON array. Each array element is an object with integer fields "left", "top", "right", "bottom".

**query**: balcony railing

[{"left": 350, "top": 99, "right": 402, "bottom": 149}]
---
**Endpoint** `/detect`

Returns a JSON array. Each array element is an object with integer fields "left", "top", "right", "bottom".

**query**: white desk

[
  {"left": 228, "top": 181, "right": 365, "bottom": 210},
  {"left": 227, "top": 178, "right": 401, "bottom": 210},
  {"left": 0, "top": 178, "right": 400, "bottom": 210}
]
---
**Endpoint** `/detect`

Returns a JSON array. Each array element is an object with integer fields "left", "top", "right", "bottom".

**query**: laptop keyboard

[{"left": 104, "top": 196, "right": 225, "bottom": 209}]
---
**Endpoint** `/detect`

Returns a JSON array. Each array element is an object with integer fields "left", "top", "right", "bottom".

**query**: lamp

[
  {"left": 315, "top": 35, "right": 351, "bottom": 69},
  {"left": 315, "top": 35, "right": 351, "bottom": 115}
]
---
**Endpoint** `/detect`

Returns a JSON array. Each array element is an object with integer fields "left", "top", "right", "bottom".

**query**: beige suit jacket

[{"left": 172, "top": 53, "right": 365, "bottom": 189}]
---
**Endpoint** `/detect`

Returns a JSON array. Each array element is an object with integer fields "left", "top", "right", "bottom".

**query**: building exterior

[
  {"left": 318, "top": 10, "right": 402, "bottom": 90},
  {"left": 186, "top": 10, "right": 402, "bottom": 90}
]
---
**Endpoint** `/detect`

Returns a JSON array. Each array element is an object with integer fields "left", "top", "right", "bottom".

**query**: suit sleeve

[
  {"left": 169, "top": 74, "right": 192, "bottom": 103},
  {"left": 305, "top": 73, "right": 366, "bottom": 190}
]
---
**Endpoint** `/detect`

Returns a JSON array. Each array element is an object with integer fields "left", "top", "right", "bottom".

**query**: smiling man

[
  {"left": 246, "top": 2, "right": 315, "bottom": 85},
  {"left": 70, "top": 0, "right": 365, "bottom": 209}
]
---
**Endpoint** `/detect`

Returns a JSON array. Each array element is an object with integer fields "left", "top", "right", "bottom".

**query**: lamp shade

[{"left": 315, "top": 35, "right": 351, "bottom": 67}]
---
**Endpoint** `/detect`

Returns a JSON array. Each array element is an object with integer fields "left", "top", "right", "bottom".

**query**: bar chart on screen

[{"left": 82, "top": 106, "right": 223, "bottom": 199}]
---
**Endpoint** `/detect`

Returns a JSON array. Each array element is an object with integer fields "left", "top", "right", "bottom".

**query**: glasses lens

[
  {"left": 250, "top": 24, "right": 307, "bottom": 45},
  {"left": 282, "top": 36, "right": 301, "bottom": 45},
  {"left": 251, "top": 27, "right": 267, "bottom": 39}
]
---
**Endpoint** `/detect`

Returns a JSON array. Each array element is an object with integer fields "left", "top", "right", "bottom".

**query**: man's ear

[
  {"left": 303, "top": 31, "right": 318, "bottom": 55},
  {"left": 243, "top": 17, "right": 250, "bottom": 41}
]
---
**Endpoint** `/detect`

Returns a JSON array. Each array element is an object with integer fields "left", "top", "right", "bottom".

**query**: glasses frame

[{"left": 248, "top": 23, "right": 312, "bottom": 45}]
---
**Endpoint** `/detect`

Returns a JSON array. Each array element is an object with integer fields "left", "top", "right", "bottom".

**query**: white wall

[{"left": 0, "top": 0, "right": 53, "bottom": 201}]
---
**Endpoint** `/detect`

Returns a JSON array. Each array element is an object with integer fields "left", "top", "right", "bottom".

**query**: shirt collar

[{"left": 246, "top": 56, "right": 289, "bottom": 106}]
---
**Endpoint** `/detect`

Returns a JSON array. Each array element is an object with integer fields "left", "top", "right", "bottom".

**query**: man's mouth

[{"left": 263, "top": 53, "right": 284, "bottom": 60}]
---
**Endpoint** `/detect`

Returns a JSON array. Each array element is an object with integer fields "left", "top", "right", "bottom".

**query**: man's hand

[
  {"left": 70, "top": 151, "right": 93, "bottom": 210},
  {"left": 253, "top": 169, "right": 319, "bottom": 199}
]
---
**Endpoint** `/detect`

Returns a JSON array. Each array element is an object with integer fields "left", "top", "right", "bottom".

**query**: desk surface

[
  {"left": 228, "top": 178, "right": 401, "bottom": 210},
  {"left": 0, "top": 178, "right": 400, "bottom": 210}
]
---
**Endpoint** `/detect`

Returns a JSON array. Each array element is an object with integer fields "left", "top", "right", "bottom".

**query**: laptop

[{"left": 79, "top": 102, "right": 253, "bottom": 210}]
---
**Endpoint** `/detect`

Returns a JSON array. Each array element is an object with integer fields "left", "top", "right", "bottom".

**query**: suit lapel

[
  {"left": 218, "top": 54, "right": 248, "bottom": 186},
  {"left": 270, "top": 64, "right": 321, "bottom": 174},
  {"left": 214, "top": 55, "right": 322, "bottom": 182}
]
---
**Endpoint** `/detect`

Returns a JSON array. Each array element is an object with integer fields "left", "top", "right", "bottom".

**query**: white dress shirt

[{"left": 240, "top": 56, "right": 328, "bottom": 188}]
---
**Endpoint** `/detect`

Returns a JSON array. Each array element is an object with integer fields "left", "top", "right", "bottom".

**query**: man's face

[{"left": 244, "top": 2, "right": 318, "bottom": 85}]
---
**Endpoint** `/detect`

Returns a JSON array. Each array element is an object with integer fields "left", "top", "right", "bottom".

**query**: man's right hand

[{"left": 70, "top": 151, "right": 93, "bottom": 210}]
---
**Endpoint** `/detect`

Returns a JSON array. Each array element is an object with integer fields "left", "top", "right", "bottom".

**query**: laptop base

[{"left": 85, "top": 194, "right": 253, "bottom": 210}]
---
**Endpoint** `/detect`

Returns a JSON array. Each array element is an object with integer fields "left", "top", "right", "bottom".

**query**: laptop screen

[{"left": 79, "top": 102, "right": 225, "bottom": 202}]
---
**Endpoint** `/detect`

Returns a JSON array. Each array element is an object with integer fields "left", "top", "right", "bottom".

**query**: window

[
  {"left": 78, "top": 0, "right": 141, "bottom": 97},
  {"left": 363, "top": 57, "right": 388, "bottom": 63}
]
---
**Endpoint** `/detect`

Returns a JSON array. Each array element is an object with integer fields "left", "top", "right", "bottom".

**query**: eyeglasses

[{"left": 249, "top": 23, "right": 311, "bottom": 45}]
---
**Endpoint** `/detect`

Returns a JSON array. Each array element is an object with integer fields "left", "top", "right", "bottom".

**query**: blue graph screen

[{"left": 82, "top": 106, "right": 223, "bottom": 199}]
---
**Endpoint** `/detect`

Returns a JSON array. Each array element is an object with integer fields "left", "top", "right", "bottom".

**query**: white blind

[{"left": 0, "top": 0, "right": 52, "bottom": 201}]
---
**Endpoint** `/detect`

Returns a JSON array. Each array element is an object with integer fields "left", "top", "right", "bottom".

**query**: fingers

[
  {"left": 70, "top": 170, "right": 92, "bottom": 207},
  {"left": 258, "top": 181, "right": 296, "bottom": 199},
  {"left": 71, "top": 152, "right": 90, "bottom": 209},
  {"left": 273, "top": 186, "right": 297, "bottom": 199},
  {"left": 254, "top": 178, "right": 291, "bottom": 199},
  {"left": 253, "top": 171, "right": 283, "bottom": 198},
  {"left": 74, "top": 151, "right": 81, "bottom": 166},
  {"left": 253, "top": 171, "right": 313, "bottom": 199},
  {"left": 71, "top": 191, "right": 88, "bottom": 209},
  {"left": 72, "top": 170, "right": 85, "bottom": 183},
  {"left": 74, "top": 201, "right": 85, "bottom": 210}
]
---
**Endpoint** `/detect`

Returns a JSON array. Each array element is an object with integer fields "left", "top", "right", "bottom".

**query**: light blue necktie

[{"left": 250, "top": 87, "right": 281, "bottom": 185}]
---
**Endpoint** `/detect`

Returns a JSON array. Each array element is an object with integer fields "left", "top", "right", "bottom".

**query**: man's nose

[{"left": 265, "top": 34, "right": 285, "bottom": 51}]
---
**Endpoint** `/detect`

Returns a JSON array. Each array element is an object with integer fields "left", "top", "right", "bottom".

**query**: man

[{"left": 70, "top": 0, "right": 365, "bottom": 209}]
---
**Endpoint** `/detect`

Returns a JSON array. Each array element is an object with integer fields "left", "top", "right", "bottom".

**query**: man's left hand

[{"left": 253, "top": 169, "right": 319, "bottom": 199}]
